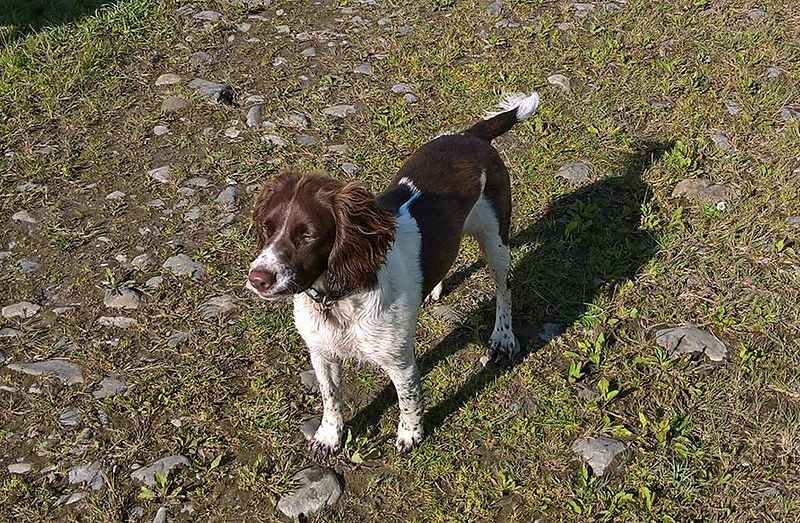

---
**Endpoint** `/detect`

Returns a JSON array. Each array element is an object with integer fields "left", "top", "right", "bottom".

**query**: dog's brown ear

[
  {"left": 252, "top": 170, "right": 301, "bottom": 250},
  {"left": 328, "top": 182, "right": 396, "bottom": 294}
]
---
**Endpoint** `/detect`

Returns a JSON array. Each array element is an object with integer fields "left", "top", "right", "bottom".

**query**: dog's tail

[{"left": 463, "top": 91, "right": 540, "bottom": 142}]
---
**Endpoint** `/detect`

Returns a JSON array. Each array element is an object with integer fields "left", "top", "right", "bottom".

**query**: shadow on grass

[
  {"left": 349, "top": 140, "right": 670, "bottom": 438},
  {"left": 0, "top": 0, "right": 117, "bottom": 41}
]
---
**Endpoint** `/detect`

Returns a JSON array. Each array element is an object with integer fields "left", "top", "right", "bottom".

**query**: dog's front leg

[
  {"left": 308, "top": 351, "right": 344, "bottom": 461},
  {"left": 382, "top": 344, "right": 425, "bottom": 453}
]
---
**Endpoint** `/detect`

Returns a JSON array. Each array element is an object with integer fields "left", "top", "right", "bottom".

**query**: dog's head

[{"left": 247, "top": 169, "right": 396, "bottom": 299}]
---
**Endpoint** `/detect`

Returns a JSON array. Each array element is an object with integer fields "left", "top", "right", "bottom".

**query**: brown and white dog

[{"left": 247, "top": 92, "right": 539, "bottom": 458}]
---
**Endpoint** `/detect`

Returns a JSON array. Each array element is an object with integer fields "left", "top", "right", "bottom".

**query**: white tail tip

[{"left": 486, "top": 91, "right": 540, "bottom": 121}]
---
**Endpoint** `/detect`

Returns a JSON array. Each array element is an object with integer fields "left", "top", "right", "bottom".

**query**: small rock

[
  {"left": 104, "top": 288, "right": 142, "bottom": 310},
  {"left": 161, "top": 96, "right": 190, "bottom": 113},
  {"left": 225, "top": 127, "right": 241, "bottom": 139},
  {"left": 288, "top": 112, "right": 310, "bottom": 128},
  {"left": 354, "top": 62, "right": 373, "bottom": 75},
  {"left": 2, "top": 301, "right": 41, "bottom": 319},
  {"left": 276, "top": 467, "right": 343, "bottom": 519},
  {"left": 655, "top": 325, "right": 727, "bottom": 362},
  {"left": 671, "top": 178, "right": 736, "bottom": 204},
  {"left": 301, "top": 47, "right": 317, "bottom": 58},
  {"left": 12, "top": 210, "right": 37, "bottom": 224},
  {"left": 176, "top": 5, "right": 193, "bottom": 16},
  {"left": 263, "top": 134, "right": 288, "bottom": 146},
  {"left": 724, "top": 99, "right": 741, "bottom": 115},
  {"left": 153, "top": 506, "right": 169, "bottom": 523},
  {"left": 327, "top": 144, "right": 348, "bottom": 154},
  {"left": 18, "top": 259, "right": 40, "bottom": 273},
  {"left": 98, "top": 316, "right": 138, "bottom": 329},
  {"left": 547, "top": 74, "right": 571, "bottom": 92},
  {"left": 162, "top": 254, "right": 206, "bottom": 280},
  {"left": 194, "top": 10, "right": 222, "bottom": 21},
  {"left": 781, "top": 105, "right": 800, "bottom": 122},
  {"left": 486, "top": 0, "right": 503, "bottom": 15},
  {"left": 131, "top": 455, "right": 191, "bottom": 487},
  {"left": 403, "top": 93, "right": 419, "bottom": 104},
  {"left": 786, "top": 216, "right": 800, "bottom": 226},
  {"left": 183, "top": 207, "right": 201, "bottom": 221},
  {"left": 649, "top": 97, "right": 673, "bottom": 109},
  {"left": 188, "top": 51, "right": 213, "bottom": 66},
  {"left": 105, "top": 190, "right": 126, "bottom": 200},
  {"left": 188, "top": 78, "right": 234, "bottom": 105},
  {"left": 555, "top": 162, "right": 590, "bottom": 185},
  {"left": 432, "top": 304, "right": 459, "bottom": 322},
  {"left": 8, "top": 463, "right": 32, "bottom": 474},
  {"left": 0, "top": 327, "right": 21, "bottom": 338},
  {"left": 391, "top": 83, "right": 412, "bottom": 94},
  {"left": 215, "top": 187, "right": 237, "bottom": 207},
  {"left": 198, "top": 295, "right": 237, "bottom": 320},
  {"left": 299, "top": 416, "right": 321, "bottom": 440},
  {"left": 167, "top": 331, "right": 189, "bottom": 348},
  {"left": 186, "top": 177, "right": 210, "bottom": 187},
  {"left": 60, "top": 492, "right": 89, "bottom": 506},
  {"left": 340, "top": 163, "right": 359, "bottom": 175},
  {"left": 34, "top": 145, "right": 56, "bottom": 155},
  {"left": 237, "top": 22, "right": 252, "bottom": 32},
  {"left": 323, "top": 105, "right": 356, "bottom": 118},
  {"left": 59, "top": 406, "right": 82, "bottom": 427},
  {"left": 218, "top": 213, "right": 236, "bottom": 227},
  {"left": 538, "top": 322, "right": 564, "bottom": 342},
  {"left": 747, "top": 8, "right": 767, "bottom": 20},
  {"left": 129, "top": 506, "right": 145, "bottom": 521},
  {"left": 572, "top": 436, "right": 626, "bottom": 476},
  {"left": 246, "top": 105, "right": 262, "bottom": 128},
  {"left": 300, "top": 369, "right": 319, "bottom": 391},
  {"left": 766, "top": 65, "right": 782, "bottom": 80},
  {"left": 294, "top": 133, "right": 317, "bottom": 146},
  {"left": 397, "top": 25, "right": 412, "bottom": 36},
  {"left": 6, "top": 359, "right": 84, "bottom": 385},
  {"left": 573, "top": 2, "right": 596, "bottom": 17},
  {"left": 68, "top": 461, "right": 104, "bottom": 490},
  {"left": 149, "top": 165, "right": 173, "bottom": 184},
  {"left": 273, "top": 56, "right": 288, "bottom": 67},
  {"left": 711, "top": 133, "right": 730, "bottom": 150},
  {"left": 155, "top": 73, "right": 181, "bottom": 86},
  {"left": 131, "top": 254, "right": 157, "bottom": 271},
  {"left": 93, "top": 377, "right": 128, "bottom": 399},
  {"left": 556, "top": 21, "right": 574, "bottom": 30}
]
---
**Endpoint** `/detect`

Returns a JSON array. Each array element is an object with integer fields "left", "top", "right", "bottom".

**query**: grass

[{"left": 1, "top": 0, "right": 799, "bottom": 521}]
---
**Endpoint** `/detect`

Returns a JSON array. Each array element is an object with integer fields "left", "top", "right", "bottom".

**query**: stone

[
  {"left": 547, "top": 74, "right": 571, "bottom": 92},
  {"left": 155, "top": 73, "right": 181, "bottom": 86},
  {"left": 98, "top": 316, "right": 138, "bottom": 329},
  {"left": 397, "top": 25, "right": 412, "bottom": 36},
  {"left": 766, "top": 66, "right": 782, "bottom": 79},
  {"left": 34, "top": 145, "right": 56, "bottom": 155},
  {"left": 538, "top": 323, "right": 564, "bottom": 342},
  {"left": 786, "top": 216, "right": 800, "bottom": 226},
  {"left": 747, "top": 8, "right": 767, "bottom": 20},
  {"left": 215, "top": 187, "right": 237, "bottom": 207},
  {"left": 167, "top": 331, "right": 189, "bottom": 348},
  {"left": 175, "top": 5, "right": 193, "bottom": 16},
  {"left": 299, "top": 416, "right": 321, "bottom": 440},
  {"left": 572, "top": 436, "right": 626, "bottom": 476},
  {"left": 354, "top": 62, "right": 373, "bottom": 75},
  {"left": 12, "top": 210, "right": 37, "bottom": 223},
  {"left": 263, "top": 134, "right": 288, "bottom": 146},
  {"left": 671, "top": 178, "right": 736, "bottom": 204},
  {"left": 68, "top": 461, "right": 104, "bottom": 490},
  {"left": 486, "top": 0, "right": 503, "bottom": 15},
  {"left": 129, "top": 506, "right": 145, "bottom": 521},
  {"left": 573, "top": 2, "right": 596, "bottom": 16},
  {"left": 301, "top": 47, "right": 317, "bottom": 58},
  {"left": 218, "top": 213, "right": 236, "bottom": 226},
  {"left": 0, "top": 327, "right": 21, "bottom": 338},
  {"left": 275, "top": 25, "right": 290, "bottom": 33},
  {"left": 104, "top": 289, "right": 142, "bottom": 310},
  {"left": 246, "top": 105, "right": 262, "bottom": 128},
  {"left": 276, "top": 467, "right": 343, "bottom": 519},
  {"left": 198, "top": 295, "right": 237, "bottom": 320},
  {"left": 327, "top": 144, "right": 348, "bottom": 154},
  {"left": 556, "top": 21, "right": 574, "bottom": 31},
  {"left": 59, "top": 492, "right": 89, "bottom": 506},
  {"left": 183, "top": 207, "right": 201, "bottom": 221},
  {"left": 273, "top": 56, "right": 288, "bottom": 67},
  {"left": 2, "top": 301, "right": 41, "bottom": 319},
  {"left": 294, "top": 133, "right": 317, "bottom": 146},
  {"left": 237, "top": 22, "right": 252, "bottom": 32},
  {"left": 18, "top": 259, "right": 40, "bottom": 273},
  {"left": 7, "top": 359, "right": 84, "bottom": 385},
  {"left": 340, "top": 163, "right": 359, "bottom": 175},
  {"left": 403, "top": 93, "right": 419, "bottom": 104},
  {"left": 323, "top": 105, "right": 356, "bottom": 118},
  {"left": 93, "top": 377, "right": 128, "bottom": 399},
  {"left": 185, "top": 177, "right": 210, "bottom": 188},
  {"left": 145, "top": 276, "right": 163, "bottom": 291},
  {"left": 153, "top": 507, "right": 169, "bottom": 523},
  {"left": 555, "top": 162, "right": 590, "bottom": 185},
  {"left": 711, "top": 133, "right": 730, "bottom": 150},
  {"left": 781, "top": 105, "right": 800, "bottom": 122},
  {"left": 194, "top": 10, "right": 222, "bottom": 21},
  {"left": 188, "top": 78, "right": 234, "bottom": 105},
  {"left": 300, "top": 369, "right": 319, "bottom": 391},
  {"left": 7, "top": 463, "right": 32, "bottom": 474},
  {"left": 149, "top": 165, "right": 173, "bottom": 184},
  {"left": 162, "top": 254, "right": 206, "bottom": 279},
  {"left": 59, "top": 406, "right": 82, "bottom": 426},
  {"left": 288, "top": 112, "right": 310, "bottom": 128},
  {"left": 131, "top": 254, "right": 157, "bottom": 271},
  {"left": 105, "top": 190, "right": 126, "bottom": 200},
  {"left": 724, "top": 99, "right": 741, "bottom": 115},
  {"left": 161, "top": 96, "right": 190, "bottom": 113},
  {"left": 656, "top": 325, "right": 727, "bottom": 362},
  {"left": 131, "top": 455, "right": 191, "bottom": 486},
  {"left": 188, "top": 51, "right": 213, "bottom": 66},
  {"left": 391, "top": 83, "right": 412, "bottom": 94},
  {"left": 225, "top": 127, "right": 241, "bottom": 139}
]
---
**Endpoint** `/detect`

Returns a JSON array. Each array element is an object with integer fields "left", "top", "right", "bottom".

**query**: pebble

[
  {"left": 237, "top": 22, "right": 252, "bottom": 32},
  {"left": 194, "top": 10, "right": 222, "bottom": 21},
  {"left": 155, "top": 73, "right": 181, "bottom": 86},
  {"left": 766, "top": 65, "right": 782, "bottom": 79},
  {"left": 555, "top": 162, "right": 590, "bottom": 185},
  {"left": 572, "top": 436, "right": 626, "bottom": 476},
  {"left": 59, "top": 406, "right": 82, "bottom": 427},
  {"left": 2, "top": 301, "right": 41, "bottom": 319},
  {"left": 68, "top": 461, "right": 104, "bottom": 490},
  {"left": 0, "top": 327, "right": 21, "bottom": 338},
  {"left": 340, "top": 163, "right": 359, "bottom": 175},
  {"left": 187, "top": 78, "right": 235, "bottom": 105},
  {"left": 105, "top": 190, "right": 126, "bottom": 200},
  {"left": 276, "top": 467, "right": 343, "bottom": 519},
  {"left": 12, "top": 210, "right": 37, "bottom": 223},
  {"left": 391, "top": 83, "right": 412, "bottom": 94},
  {"left": 547, "top": 74, "right": 571, "bottom": 92},
  {"left": 294, "top": 133, "right": 317, "bottom": 146},
  {"left": 131, "top": 455, "right": 191, "bottom": 486},
  {"left": 8, "top": 462, "right": 32, "bottom": 474},
  {"left": 288, "top": 112, "right": 310, "bottom": 128},
  {"left": 93, "top": 377, "right": 128, "bottom": 399},
  {"left": 167, "top": 331, "right": 189, "bottom": 348},
  {"left": 299, "top": 416, "right": 321, "bottom": 440},
  {"left": 162, "top": 254, "right": 206, "bottom": 279},
  {"left": 6, "top": 359, "right": 84, "bottom": 385},
  {"left": 198, "top": 295, "right": 237, "bottom": 320},
  {"left": 149, "top": 165, "right": 173, "bottom": 184},
  {"left": 327, "top": 144, "right": 349, "bottom": 154},
  {"left": 323, "top": 104, "right": 356, "bottom": 118},
  {"left": 188, "top": 51, "right": 213, "bottom": 66},
  {"left": 301, "top": 47, "right": 317, "bottom": 58},
  {"left": 161, "top": 96, "right": 190, "bottom": 113},
  {"left": 786, "top": 216, "right": 800, "bottom": 226},
  {"left": 781, "top": 105, "right": 800, "bottom": 122},
  {"left": 153, "top": 125, "right": 169, "bottom": 136},
  {"left": 747, "top": 8, "right": 767, "bottom": 20},
  {"left": 18, "top": 259, "right": 40, "bottom": 273},
  {"left": 215, "top": 187, "right": 237, "bottom": 207},
  {"left": 403, "top": 93, "right": 418, "bottom": 104},
  {"left": 225, "top": 127, "right": 241, "bottom": 139},
  {"left": 354, "top": 62, "right": 373, "bottom": 75},
  {"left": 59, "top": 492, "right": 89, "bottom": 506},
  {"left": 397, "top": 25, "right": 412, "bottom": 36},
  {"left": 656, "top": 325, "right": 727, "bottom": 361},
  {"left": 246, "top": 105, "right": 262, "bottom": 128},
  {"left": 145, "top": 276, "right": 163, "bottom": 291},
  {"left": 98, "top": 316, "right": 139, "bottom": 329},
  {"left": 487, "top": 0, "right": 503, "bottom": 15},
  {"left": 724, "top": 99, "right": 741, "bottom": 115},
  {"left": 186, "top": 177, "right": 210, "bottom": 187},
  {"left": 104, "top": 288, "right": 142, "bottom": 310},
  {"left": 153, "top": 507, "right": 169, "bottom": 523},
  {"left": 183, "top": 207, "right": 201, "bottom": 221},
  {"left": 131, "top": 254, "right": 157, "bottom": 271},
  {"left": 671, "top": 178, "right": 736, "bottom": 204},
  {"left": 711, "top": 133, "right": 730, "bottom": 150},
  {"left": 263, "top": 134, "right": 287, "bottom": 146}
]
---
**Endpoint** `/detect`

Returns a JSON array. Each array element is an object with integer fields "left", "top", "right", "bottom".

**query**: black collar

[{"left": 305, "top": 287, "right": 344, "bottom": 309}]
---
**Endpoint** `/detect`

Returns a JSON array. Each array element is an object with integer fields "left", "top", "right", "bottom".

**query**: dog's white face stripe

[{"left": 248, "top": 245, "right": 295, "bottom": 295}]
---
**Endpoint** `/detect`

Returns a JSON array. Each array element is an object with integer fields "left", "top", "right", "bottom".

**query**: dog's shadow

[{"left": 348, "top": 141, "right": 669, "bottom": 441}]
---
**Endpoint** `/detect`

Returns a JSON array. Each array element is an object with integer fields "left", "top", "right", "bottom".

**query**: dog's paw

[
  {"left": 395, "top": 422, "right": 424, "bottom": 454},
  {"left": 488, "top": 330, "right": 522, "bottom": 366},
  {"left": 423, "top": 281, "right": 443, "bottom": 306},
  {"left": 308, "top": 422, "right": 343, "bottom": 461}
]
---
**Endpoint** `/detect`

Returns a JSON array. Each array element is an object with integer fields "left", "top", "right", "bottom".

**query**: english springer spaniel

[{"left": 247, "top": 92, "right": 540, "bottom": 458}]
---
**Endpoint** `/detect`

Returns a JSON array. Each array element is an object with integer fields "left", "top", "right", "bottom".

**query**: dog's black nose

[{"left": 248, "top": 269, "right": 276, "bottom": 292}]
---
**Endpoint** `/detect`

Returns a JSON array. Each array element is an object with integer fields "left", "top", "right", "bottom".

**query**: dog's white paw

[
  {"left": 423, "top": 281, "right": 443, "bottom": 306},
  {"left": 308, "top": 421, "right": 343, "bottom": 461},
  {"left": 489, "top": 328, "right": 521, "bottom": 365},
  {"left": 395, "top": 422, "right": 424, "bottom": 453}
]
